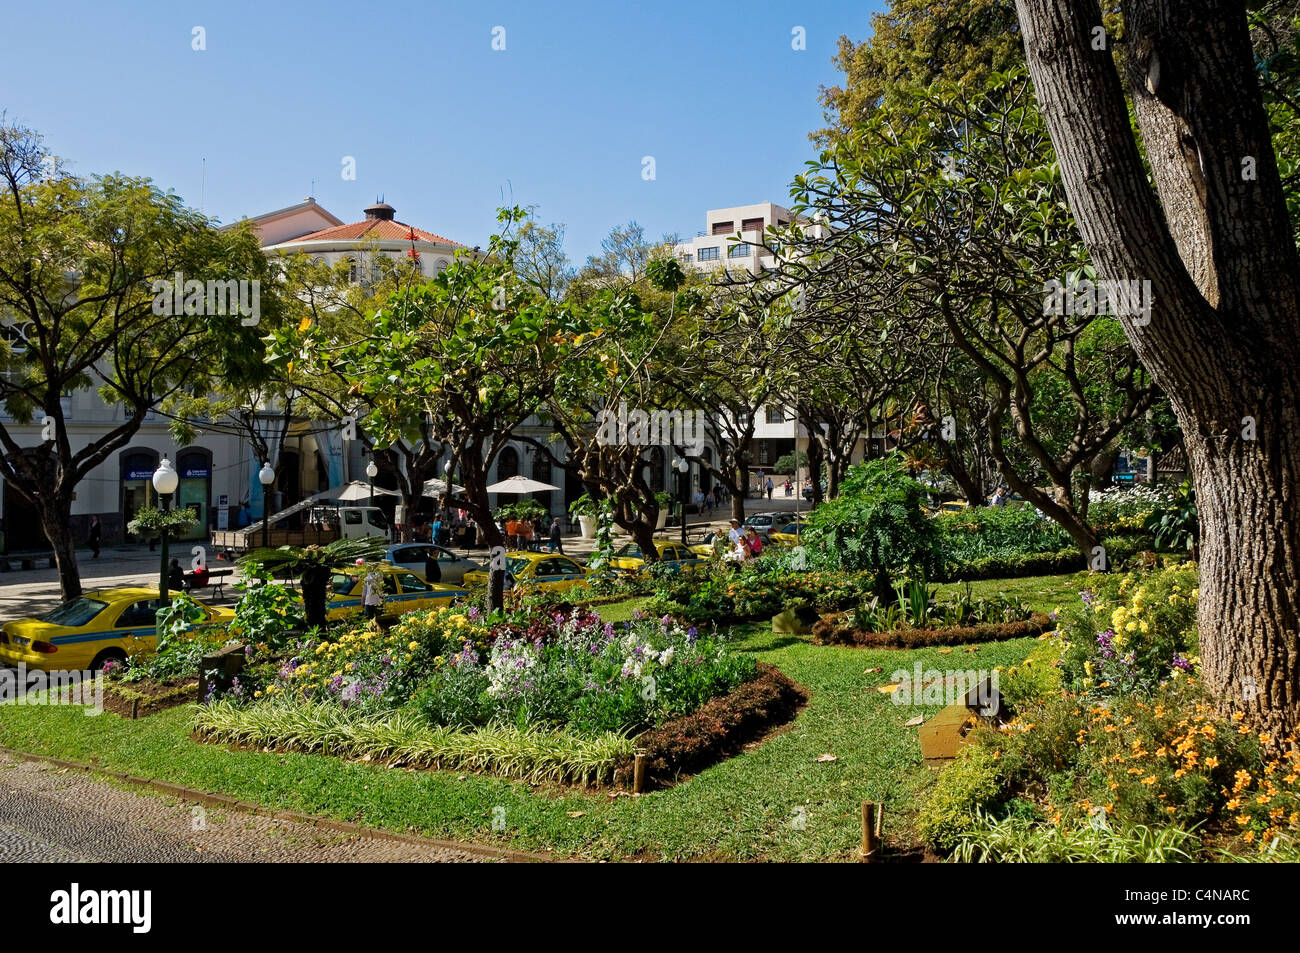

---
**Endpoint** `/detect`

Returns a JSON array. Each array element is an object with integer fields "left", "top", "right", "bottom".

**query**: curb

[{"left": 0, "top": 745, "right": 553, "bottom": 863}]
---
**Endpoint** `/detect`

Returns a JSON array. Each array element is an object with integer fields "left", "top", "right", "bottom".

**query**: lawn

[{"left": 0, "top": 574, "right": 1080, "bottom": 861}]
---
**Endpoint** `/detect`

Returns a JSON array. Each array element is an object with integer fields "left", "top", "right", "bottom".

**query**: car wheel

[{"left": 90, "top": 648, "right": 127, "bottom": 673}]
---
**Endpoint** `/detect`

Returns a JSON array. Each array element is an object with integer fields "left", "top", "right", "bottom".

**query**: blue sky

[{"left": 1, "top": 1, "right": 885, "bottom": 261}]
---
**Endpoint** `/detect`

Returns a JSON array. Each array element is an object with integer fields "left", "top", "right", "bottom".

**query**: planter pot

[
  {"left": 772, "top": 606, "right": 819, "bottom": 635},
  {"left": 578, "top": 515, "right": 597, "bottom": 539},
  {"left": 656, "top": 510, "right": 668, "bottom": 531}
]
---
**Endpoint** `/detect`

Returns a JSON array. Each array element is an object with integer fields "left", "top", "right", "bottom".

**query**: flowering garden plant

[{"left": 1055, "top": 562, "right": 1199, "bottom": 696}]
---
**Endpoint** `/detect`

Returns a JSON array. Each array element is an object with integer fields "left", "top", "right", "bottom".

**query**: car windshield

[
  {"left": 42, "top": 597, "right": 108, "bottom": 627},
  {"left": 506, "top": 558, "right": 530, "bottom": 576}
]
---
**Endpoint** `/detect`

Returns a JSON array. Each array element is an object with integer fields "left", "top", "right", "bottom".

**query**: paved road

[{"left": 0, "top": 753, "right": 493, "bottom": 862}]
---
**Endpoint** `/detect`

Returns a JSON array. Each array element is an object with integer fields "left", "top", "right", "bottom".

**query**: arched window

[
  {"left": 532, "top": 453, "right": 552, "bottom": 507},
  {"left": 343, "top": 258, "right": 360, "bottom": 285},
  {"left": 497, "top": 446, "right": 520, "bottom": 481},
  {"left": 434, "top": 258, "right": 451, "bottom": 275}
]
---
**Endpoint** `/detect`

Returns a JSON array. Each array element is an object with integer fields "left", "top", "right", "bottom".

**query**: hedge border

[
  {"left": 812, "top": 612, "right": 1054, "bottom": 649},
  {"left": 613, "top": 662, "right": 806, "bottom": 790}
]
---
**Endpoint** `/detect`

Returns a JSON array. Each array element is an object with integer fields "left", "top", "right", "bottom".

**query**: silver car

[{"left": 384, "top": 543, "right": 481, "bottom": 585}]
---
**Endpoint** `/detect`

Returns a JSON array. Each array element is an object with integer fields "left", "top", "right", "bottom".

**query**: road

[{"left": 0, "top": 753, "right": 493, "bottom": 862}]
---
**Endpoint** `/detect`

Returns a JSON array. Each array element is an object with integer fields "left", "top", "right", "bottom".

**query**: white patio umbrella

[
  {"left": 329, "top": 480, "right": 401, "bottom": 502},
  {"left": 486, "top": 475, "right": 561, "bottom": 494}
]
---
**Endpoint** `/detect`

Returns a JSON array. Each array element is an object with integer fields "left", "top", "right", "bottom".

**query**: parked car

[
  {"left": 768, "top": 521, "right": 808, "bottom": 547},
  {"left": 689, "top": 531, "right": 728, "bottom": 558},
  {"left": 324, "top": 565, "right": 467, "bottom": 622},
  {"left": 463, "top": 552, "right": 590, "bottom": 592},
  {"left": 0, "top": 587, "right": 234, "bottom": 673},
  {"left": 608, "top": 540, "right": 703, "bottom": 574},
  {"left": 383, "top": 543, "right": 481, "bottom": 585}
]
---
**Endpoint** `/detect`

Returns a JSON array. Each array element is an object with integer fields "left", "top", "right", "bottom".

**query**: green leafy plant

[
  {"left": 126, "top": 505, "right": 198, "bottom": 539},
  {"left": 238, "top": 536, "right": 386, "bottom": 629},
  {"left": 1143, "top": 480, "right": 1198, "bottom": 553}
]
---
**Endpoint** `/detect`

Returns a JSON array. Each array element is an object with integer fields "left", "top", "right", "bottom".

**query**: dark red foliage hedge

[
  {"left": 614, "top": 663, "right": 805, "bottom": 789},
  {"left": 812, "top": 613, "right": 1053, "bottom": 648}
]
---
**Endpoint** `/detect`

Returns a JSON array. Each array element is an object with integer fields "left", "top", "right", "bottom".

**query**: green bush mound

[{"left": 813, "top": 615, "right": 1051, "bottom": 649}]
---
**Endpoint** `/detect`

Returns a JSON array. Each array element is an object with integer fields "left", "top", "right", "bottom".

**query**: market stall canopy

[{"left": 486, "top": 475, "right": 561, "bottom": 494}]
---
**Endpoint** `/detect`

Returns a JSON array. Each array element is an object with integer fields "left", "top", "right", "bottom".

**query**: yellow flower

[{"left": 408, "top": 641, "right": 420, "bottom": 651}]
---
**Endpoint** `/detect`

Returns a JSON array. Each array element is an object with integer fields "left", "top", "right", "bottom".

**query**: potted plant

[
  {"left": 570, "top": 494, "right": 599, "bottom": 539},
  {"left": 654, "top": 491, "right": 674, "bottom": 530}
]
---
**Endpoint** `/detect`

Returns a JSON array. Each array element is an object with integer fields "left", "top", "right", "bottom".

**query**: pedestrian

[
  {"left": 88, "top": 515, "right": 101, "bottom": 559},
  {"left": 549, "top": 516, "right": 564, "bottom": 554},
  {"left": 745, "top": 526, "right": 765, "bottom": 558},
  {"left": 167, "top": 558, "right": 185, "bottom": 592},
  {"left": 424, "top": 549, "right": 442, "bottom": 584},
  {"left": 361, "top": 563, "right": 384, "bottom": 620},
  {"left": 704, "top": 490, "right": 714, "bottom": 516},
  {"left": 766, "top": 477, "right": 774, "bottom": 500},
  {"left": 785, "top": 479, "right": 792, "bottom": 497},
  {"left": 727, "top": 518, "right": 744, "bottom": 546}
]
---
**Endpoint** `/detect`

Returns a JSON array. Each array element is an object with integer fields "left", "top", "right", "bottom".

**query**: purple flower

[
  {"left": 1081, "top": 589, "right": 1095, "bottom": 605},
  {"left": 1171, "top": 653, "right": 1193, "bottom": 672}
]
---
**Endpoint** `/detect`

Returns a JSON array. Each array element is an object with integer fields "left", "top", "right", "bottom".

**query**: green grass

[
  {"left": 933, "top": 572, "right": 1087, "bottom": 615},
  {"left": 0, "top": 577, "right": 1078, "bottom": 861}
]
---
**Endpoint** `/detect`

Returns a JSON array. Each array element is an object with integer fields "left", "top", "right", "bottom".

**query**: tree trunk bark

[
  {"left": 1016, "top": 0, "right": 1300, "bottom": 742},
  {"left": 41, "top": 503, "right": 81, "bottom": 601}
]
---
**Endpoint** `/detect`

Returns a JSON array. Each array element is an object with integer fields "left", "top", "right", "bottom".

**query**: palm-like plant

[{"left": 238, "top": 537, "right": 388, "bottom": 629}]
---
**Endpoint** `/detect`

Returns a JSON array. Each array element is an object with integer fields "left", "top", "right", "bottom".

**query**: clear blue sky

[{"left": 1, "top": 0, "right": 885, "bottom": 261}]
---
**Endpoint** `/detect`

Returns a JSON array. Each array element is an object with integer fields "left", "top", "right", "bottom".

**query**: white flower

[{"left": 659, "top": 646, "right": 675, "bottom": 667}]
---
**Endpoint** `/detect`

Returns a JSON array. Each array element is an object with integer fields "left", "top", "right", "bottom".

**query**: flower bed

[
  {"left": 613, "top": 663, "right": 806, "bottom": 789},
  {"left": 191, "top": 603, "right": 780, "bottom": 785},
  {"left": 645, "top": 563, "right": 872, "bottom": 626},
  {"left": 812, "top": 614, "right": 1052, "bottom": 649}
]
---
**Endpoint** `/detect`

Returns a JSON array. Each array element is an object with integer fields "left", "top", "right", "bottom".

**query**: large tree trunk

[
  {"left": 1016, "top": 0, "right": 1300, "bottom": 742},
  {"left": 41, "top": 503, "right": 81, "bottom": 600}
]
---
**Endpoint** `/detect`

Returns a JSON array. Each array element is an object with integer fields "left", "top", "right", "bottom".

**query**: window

[
  {"left": 398, "top": 572, "right": 431, "bottom": 592},
  {"left": 434, "top": 258, "right": 450, "bottom": 274},
  {"left": 711, "top": 221, "right": 734, "bottom": 235},
  {"left": 678, "top": 252, "right": 693, "bottom": 263},
  {"left": 117, "top": 600, "right": 159, "bottom": 628},
  {"left": 742, "top": 217, "right": 764, "bottom": 232},
  {"left": 497, "top": 446, "right": 519, "bottom": 481},
  {"left": 331, "top": 574, "right": 355, "bottom": 594},
  {"left": 344, "top": 258, "right": 360, "bottom": 284},
  {"left": 344, "top": 510, "right": 362, "bottom": 525},
  {"left": 382, "top": 575, "right": 399, "bottom": 595},
  {"left": 697, "top": 247, "right": 719, "bottom": 262},
  {"left": 766, "top": 405, "right": 786, "bottom": 424},
  {"left": 728, "top": 244, "right": 751, "bottom": 259},
  {"left": 43, "top": 598, "right": 107, "bottom": 627}
]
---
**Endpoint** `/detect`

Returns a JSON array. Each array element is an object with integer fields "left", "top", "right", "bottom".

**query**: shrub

[
  {"left": 936, "top": 506, "right": 1071, "bottom": 568},
  {"left": 194, "top": 699, "right": 635, "bottom": 785},
  {"left": 950, "top": 812, "right": 1202, "bottom": 862},
  {"left": 916, "top": 744, "right": 1005, "bottom": 851},
  {"left": 813, "top": 615, "right": 1050, "bottom": 649},
  {"left": 940, "top": 549, "right": 1083, "bottom": 581},
  {"left": 617, "top": 663, "right": 805, "bottom": 787},
  {"left": 1057, "top": 563, "right": 1199, "bottom": 696},
  {"left": 800, "top": 455, "right": 943, "bottom": 599}
]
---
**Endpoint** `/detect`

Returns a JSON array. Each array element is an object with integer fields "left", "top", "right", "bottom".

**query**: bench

[
  {"left": 0, "top": 551, "right": 56, "bottom": 572},
  {"left": 188, "top": 567, "right": 235, "bottom": 600}
]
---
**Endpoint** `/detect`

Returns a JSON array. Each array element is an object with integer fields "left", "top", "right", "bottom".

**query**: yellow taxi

[
  {"left": 689, "top": 531, "right": 729, "bottom": 558},
  {"left": 768, "top": 521, "right": 809, "bottom": 548},
  {"left": 325, "top": 565, "right": 468, "bottom": 622},
  {"left": 608, "top": 540, "right": 702, "bottom": 574},
  {"left": 0, "top": 587, "right": 234, "bottom": 673},
  {"left": 462, "top": 551, "right": 590, "bottom": 592}
]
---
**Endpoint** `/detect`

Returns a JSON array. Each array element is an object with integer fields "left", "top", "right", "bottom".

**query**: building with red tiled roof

[{"left": 259, "top": 200, "right": 468, "bottom": 278}]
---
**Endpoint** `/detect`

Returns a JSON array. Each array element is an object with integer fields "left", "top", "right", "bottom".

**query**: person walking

[
  {"left": 765, "top": 477, "right": 774, "bottom": 499},
  {"left": 549, "top": 516, "right": 564, "bottom": 554},
  {"left": 704, "top": 490, "right": 714, "bottom": 516},
  {"left": 361, "top": 563, "right": 384, "bottom": 621},
  {"left": 88, "top": 516, "right": 102, "bottom": 559}
]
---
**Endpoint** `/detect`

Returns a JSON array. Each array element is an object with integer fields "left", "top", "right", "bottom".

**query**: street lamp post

[
  {"left": 258, "top": 461, "right": 275, "bottom": 550},
  {"left": 366, "top": 458, "right": 378, "bottom": 502},
  {"left": 152, "top": 456, "right": 179, "bottom": 607},
  {"left": 673, "top": 456, "right": 690, "bottom": 545}
]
